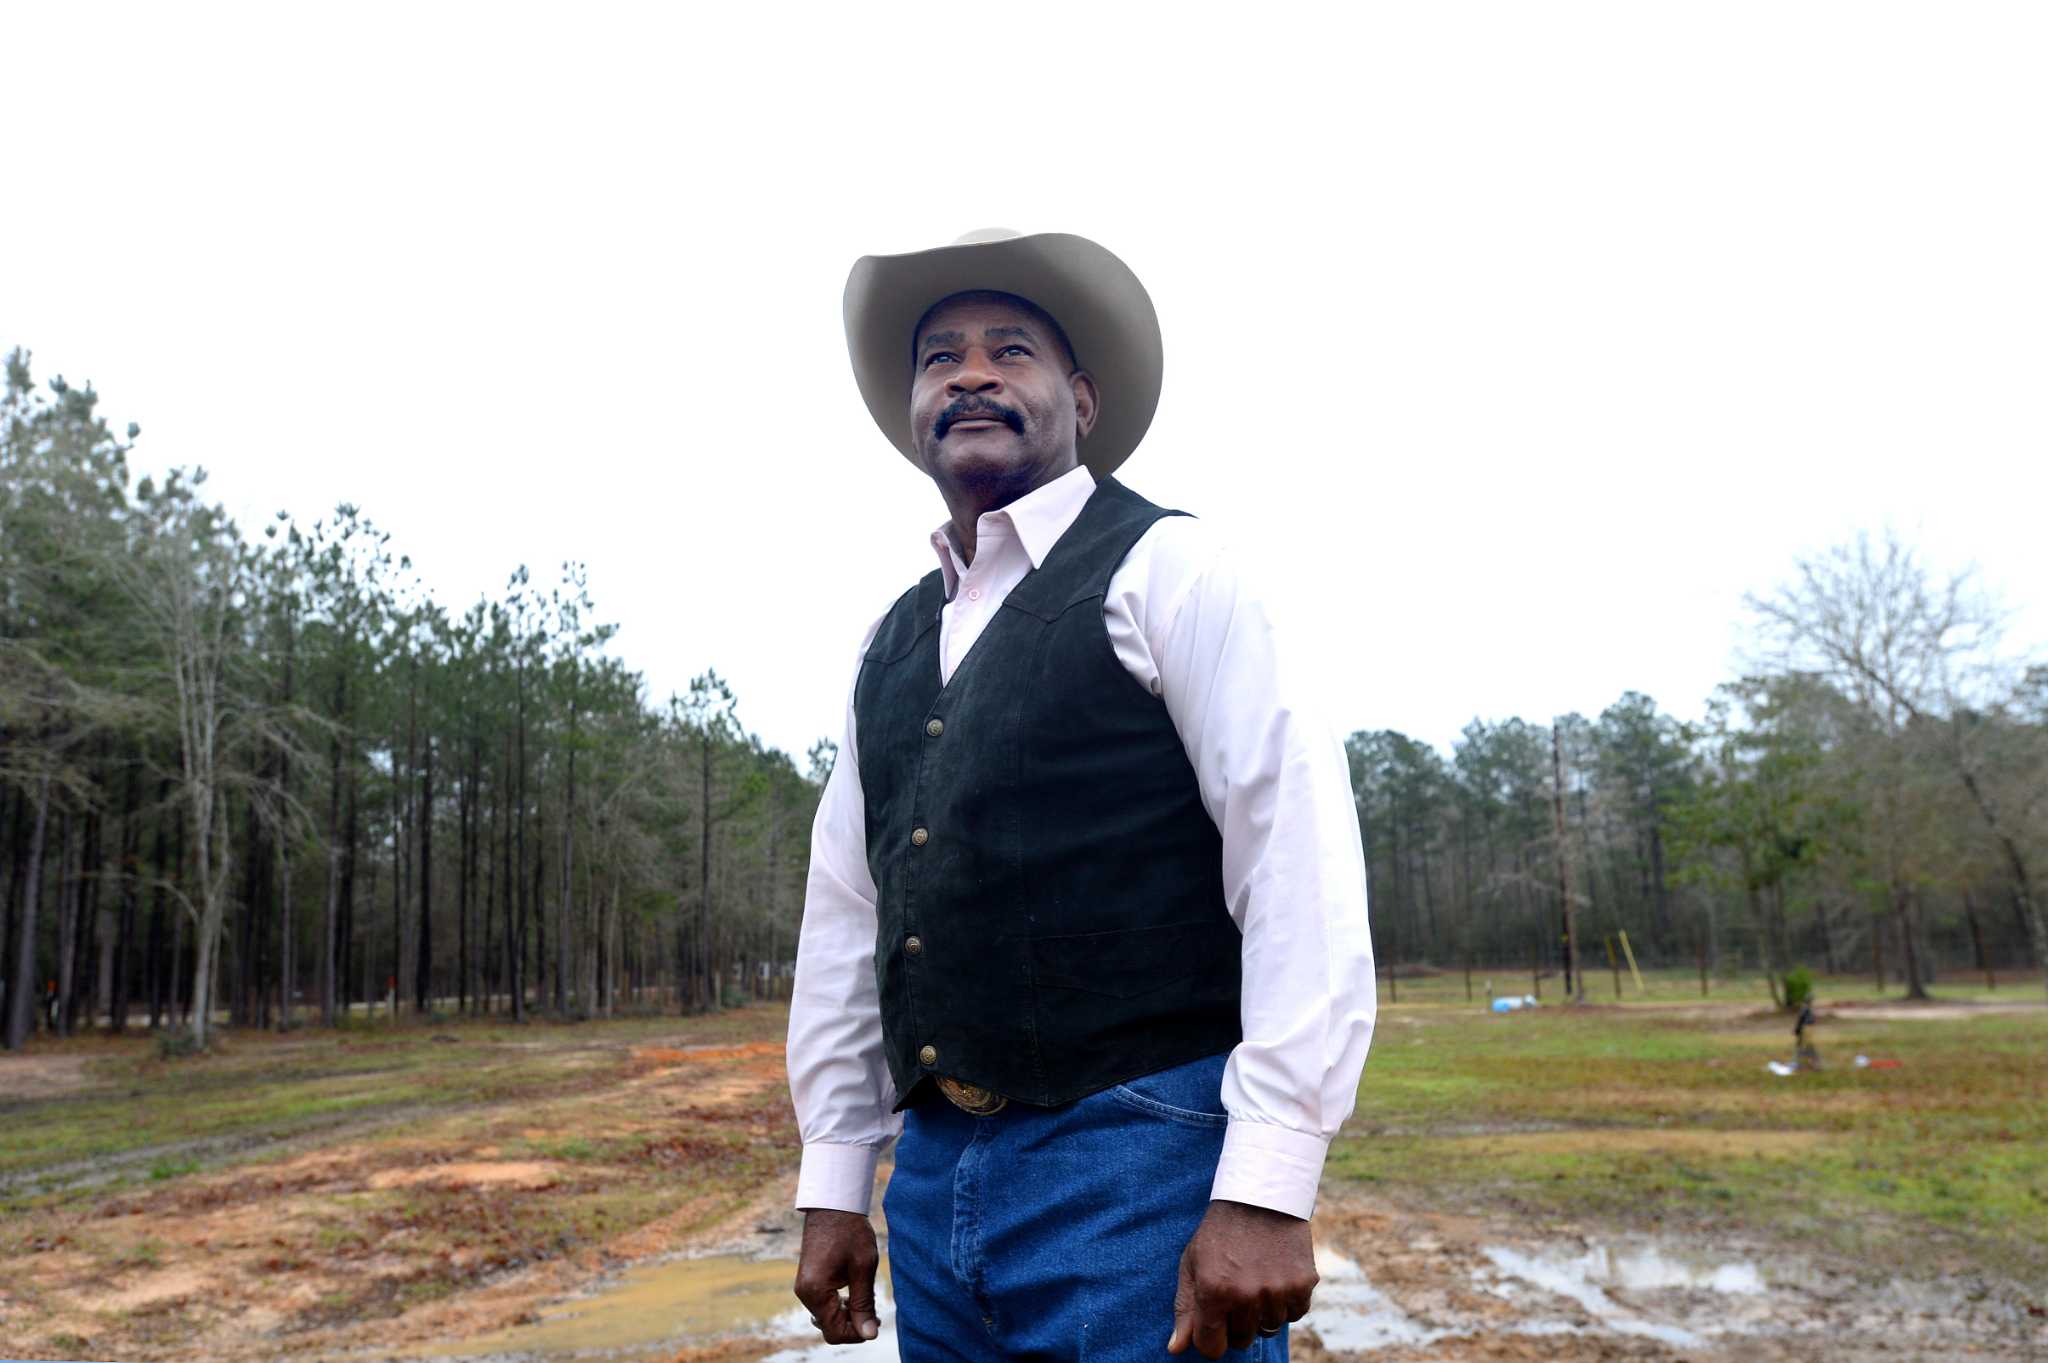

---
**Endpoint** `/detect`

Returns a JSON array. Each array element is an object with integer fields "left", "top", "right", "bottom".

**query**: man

[{"left": 787, "top": 228, "right": 1375, "bottom": 1361}]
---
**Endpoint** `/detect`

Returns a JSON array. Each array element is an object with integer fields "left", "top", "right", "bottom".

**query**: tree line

[
  {"left": 1350, "top": 535, "right": 2047, "bottom": 1003},
  {"left": 6, "top": 349, "right": 2045, "bottom": 1051},
  {"left": 2, "top": 348, "right": 828, "bottom": 1049}
]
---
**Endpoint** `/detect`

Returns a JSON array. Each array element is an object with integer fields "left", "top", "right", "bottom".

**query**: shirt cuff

[
  {"left": 795, "top": 1141, "right": 882, "bottom": 1216},
  {"left": 1209, "top": 1119, "right": 1329, "bottom": 1221}
]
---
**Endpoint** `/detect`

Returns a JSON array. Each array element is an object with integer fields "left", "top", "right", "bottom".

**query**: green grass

[
  {"left": 1330, "top": 970, "right": 2048, "bottom": 1276},
  {"left": 0, "top": 1009, "right": 774, "bottom": 1192}
]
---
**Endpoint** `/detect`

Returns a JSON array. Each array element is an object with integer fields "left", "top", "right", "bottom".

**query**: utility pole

[{"left": 1551, "top": 724, "right": 1582, "bottom": 1003}]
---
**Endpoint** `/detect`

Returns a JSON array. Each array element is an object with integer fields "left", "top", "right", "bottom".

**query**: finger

[
  {"left": 847, "top": 1250, "right": 882, "bottom": 1341},
  {"left": 1167, "top": 1250, "right": 1197, "bottom": 1354},
  {"left": 1225, "top": 1297, "right": 1259, "bottom": 1353},
  {"left": 793, "top": 1278, "right": 852, "bottom": 1344},
  {"left": 821, "top": 1293, "right": 863, "bottom": 1345}
]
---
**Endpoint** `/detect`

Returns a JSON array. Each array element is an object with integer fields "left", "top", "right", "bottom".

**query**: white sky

[{"left": 6, "top": 2, "right": 2043, "bottom": 762}]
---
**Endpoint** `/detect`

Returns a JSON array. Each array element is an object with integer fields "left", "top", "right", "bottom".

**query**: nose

[{"left": 946, "top": 347, "right": 1002, "bottom": 396}]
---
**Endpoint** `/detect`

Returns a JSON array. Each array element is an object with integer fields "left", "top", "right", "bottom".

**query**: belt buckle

[{"left": 936, "top": 1075, "right": 1008, "bottom": 1115}]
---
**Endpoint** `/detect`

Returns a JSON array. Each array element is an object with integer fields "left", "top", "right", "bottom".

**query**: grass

[
  {"left": 3, "top": 974, "right": 2040, "bottom": 1358},
  {"left": 0, "top": 1002, "right": 802, "bottom": 1360},
  {"left": 0, "top": 1008, "right": 774, "bottom": 1192},
  {"left": 1329, "top": 967, "right": 2048, "bottom": 1277}
]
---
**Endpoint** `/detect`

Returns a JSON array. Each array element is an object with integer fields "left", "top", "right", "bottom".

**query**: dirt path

[
  {"left": 0, "top": 1031, "right": 796, "bottom": 1363},
  {"left": 6, "top": 1020, "right": 2043, "bottom": 1363}
]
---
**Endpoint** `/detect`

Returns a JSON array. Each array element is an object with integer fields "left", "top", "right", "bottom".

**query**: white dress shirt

[{"left": 787, "top": 465, "right": 1375, "bottom": 1221}]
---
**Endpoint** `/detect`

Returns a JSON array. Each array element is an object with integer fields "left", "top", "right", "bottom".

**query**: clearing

[{"left": 0, "top": 971, "right": 2042, "bottom": 1361}]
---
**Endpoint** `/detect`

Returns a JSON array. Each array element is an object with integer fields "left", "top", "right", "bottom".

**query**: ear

[{"left": 1069, "top": 369, "right": 1101, "bottom": 441}]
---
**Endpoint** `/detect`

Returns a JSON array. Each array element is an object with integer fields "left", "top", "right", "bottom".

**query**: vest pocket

[{"left": 1029, "top": 920, "right": 1213, "bottom": 999}]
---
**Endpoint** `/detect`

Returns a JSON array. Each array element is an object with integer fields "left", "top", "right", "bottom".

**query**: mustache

[{"left": 935, "top": 397, "right": 1025, "bottom": 439}]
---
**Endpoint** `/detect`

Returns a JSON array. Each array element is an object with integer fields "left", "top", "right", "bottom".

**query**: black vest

[{"left": 855, "top": 478, "right": 1242, "bottom": 1109}]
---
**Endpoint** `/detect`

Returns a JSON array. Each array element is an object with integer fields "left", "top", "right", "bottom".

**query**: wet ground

[
  {"left": 8, "top": 1005, "right": 2044, "bottom": 1362},
  {"left": 385, "top": 1187, "right": 2048, "bottom": 1363}
]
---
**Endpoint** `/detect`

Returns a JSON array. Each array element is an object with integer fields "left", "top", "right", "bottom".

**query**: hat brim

[{"left": 843, "top": 232, "right": 1162, "bottom": 480}]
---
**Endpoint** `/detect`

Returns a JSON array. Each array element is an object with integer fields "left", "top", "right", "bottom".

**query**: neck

[{"left": 935, "top": 458, "right": 1077, "bottom": 567}]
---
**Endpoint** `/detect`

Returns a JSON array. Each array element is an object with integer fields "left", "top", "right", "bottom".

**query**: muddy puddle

[
  {"left": 406, "top": 1231, "right": 2044, "bottom": 1363},
  {"left": 1301, "top": 1239, "right": 1772, "bottom": 1352},
  {"left": 408, "top": 1253, "right": 897, "bottom": 1362}
]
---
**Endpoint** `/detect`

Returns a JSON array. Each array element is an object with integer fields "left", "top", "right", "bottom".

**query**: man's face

[{"left": 909, "top": 293, "right": 1097, "bottom": 494}]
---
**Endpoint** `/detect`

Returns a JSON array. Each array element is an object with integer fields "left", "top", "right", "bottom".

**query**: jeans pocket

[{"left": 1108, "top": 1053, "right": 1230, "bottom": 1127}]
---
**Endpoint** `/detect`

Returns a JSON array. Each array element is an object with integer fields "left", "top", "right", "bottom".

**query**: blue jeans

[{"left": 882, "top": 1052, "right": 1287, "bottom": 1363}]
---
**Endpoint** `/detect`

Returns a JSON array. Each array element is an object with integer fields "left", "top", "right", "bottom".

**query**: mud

[
  {"left": 394, "top": 1189, "right": 2045, "bottom": 1363},
  {"left": 8, "top": 1018, "right": 2043, "bottom": 1363}
]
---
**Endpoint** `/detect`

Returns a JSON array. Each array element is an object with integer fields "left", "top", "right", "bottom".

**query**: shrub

[
  {"left": 154, "top": 1030, "right": 206, "bottom": 1060},
  {"left": 1782, "top": 966, "right": 1815, "bottom": 1010}
]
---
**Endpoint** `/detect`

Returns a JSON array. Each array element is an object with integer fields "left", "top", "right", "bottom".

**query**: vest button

[
  {"left": 905, "top": 935, "right": 923, "bottom": 956},
  {"left": 919, "top": 1044, "right": 938, "bottom": 1066},
  {"left": 911, "top": 826, "right": 929, "bottom": 846},
  {"left": 926, "top": 718, "right": 944, "bottom": 737}
]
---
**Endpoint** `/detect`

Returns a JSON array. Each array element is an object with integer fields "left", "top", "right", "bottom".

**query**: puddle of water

[
  {"left": 1301, "top": 1246, "right": 1456, "bottom": 1352},
  {"left": 1480, "top": 1245, "right": 1745, "bottom": 1348},
  {"left": 412, "top": 1253, "right": 895, "bottom": 1361},
  {"left": 1302, "top": 1240, "right": 1772, "bottom": 1354}
]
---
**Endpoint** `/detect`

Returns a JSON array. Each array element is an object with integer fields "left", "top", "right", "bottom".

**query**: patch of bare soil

[
  {"left": 1294, "top": 1190, "right": 2047, "bottom": 1363},
  {"left": 0, "top": 1052, "right": 98, "bottom": 1100},
  {"left": 1444, "top": 1128, "right": 1829, "bottom": 1158},
  {"left": 1833, "top": 999, "right": 2046, "bottom": 1022},
  {"left": 0, "top": 1029, "right": 798, "bottom": 1363},
  {"left": 368, "top": 1161, "right": 565, "bottom": 1191}
]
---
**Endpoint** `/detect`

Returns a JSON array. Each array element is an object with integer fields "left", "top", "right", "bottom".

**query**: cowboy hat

[{"left": 843, "top": 228, "right": 1163, "bottom": 479}]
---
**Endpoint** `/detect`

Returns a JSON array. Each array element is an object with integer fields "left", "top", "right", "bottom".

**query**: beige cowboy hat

[{"left": 843, "top": 228, "right": 1164, "bottom": 479}]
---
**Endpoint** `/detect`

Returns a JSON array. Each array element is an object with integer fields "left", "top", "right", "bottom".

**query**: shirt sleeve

[
  {"left": 786, "top": 617, "right": 900, "bottom": 1215},
  {"left": 1105, "top": 518, "right": 1377, "bottom": 1221}
]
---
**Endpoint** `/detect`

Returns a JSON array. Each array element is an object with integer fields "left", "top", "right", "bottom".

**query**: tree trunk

[
  {"left": 3, "top": 775, "right": 53, "bottom": 1051},
  {"left": 505, "top": 729, "right": 523, "bottom": 1023},
  {"left": 339, "top": 770, "right": 359, "bottom": 1018},
  {"left": 112, "top": 759, "right": 142, "bottom": 1033},
  {"left": 417, "top": 735, "right": 434, "bottom": 1014},
  {"left": 1895, "top": 888, "right": 1929, "bottom": 1001},
  {"left": 55, "top": 812, "right": 77, "bottom": 1038},
  {"left": 699, "top": 731, "right": 715, "bottom": 1012},
  {"left": 514, "top": 663, "right": 529, "bottom": 1023},
  {"left": 1963, "top": 889, "right": 1993, "bottom": 991}
]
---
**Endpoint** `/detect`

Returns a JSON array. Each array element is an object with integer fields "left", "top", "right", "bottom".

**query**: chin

[{"left": 926, "top": 441, "right": 1037, "bottom": 486}]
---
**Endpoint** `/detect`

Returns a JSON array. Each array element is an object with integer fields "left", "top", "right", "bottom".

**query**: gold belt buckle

[{"left": 936, "top": 1075, "right": 1008, "bottom": 1116}]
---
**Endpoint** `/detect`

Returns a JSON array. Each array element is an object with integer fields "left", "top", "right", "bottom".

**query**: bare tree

[
  {"left": 115, "top": 472, "right": 252, "bottom": 1047},
  {"left": 1748, "top": 530, "right": 2046, "bottom": 999}
]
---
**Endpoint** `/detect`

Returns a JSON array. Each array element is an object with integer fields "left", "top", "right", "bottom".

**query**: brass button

[
  {"left": 905, "top": 935, "right": 924, "bottom": 956},
  {"left": 910, "top": 826, "right": 929, "bottom": 846},
  {"left": 926, "top": 717, "right": 945, "bottom": 737},
  {"left": 919, "top": 1044, "right": 938, "bottom": 1066}
]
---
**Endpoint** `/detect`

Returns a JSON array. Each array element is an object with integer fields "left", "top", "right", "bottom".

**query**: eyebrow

[{"left": 917, "top": 325, "right": 1042, "bottom": 357}]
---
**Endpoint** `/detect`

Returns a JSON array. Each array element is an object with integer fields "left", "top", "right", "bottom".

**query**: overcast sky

[{"left": 6, "top": 3, "right": 2043, "bottom": 762}]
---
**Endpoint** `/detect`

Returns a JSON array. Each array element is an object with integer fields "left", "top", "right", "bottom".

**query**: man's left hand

[{"left": 1166, "top": 1199, "right": 1317, "bottom": 1357}]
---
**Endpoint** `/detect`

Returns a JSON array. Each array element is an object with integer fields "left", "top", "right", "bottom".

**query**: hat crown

[{"left": 950, "top": 226, "right": 1023, "bottom": 246}]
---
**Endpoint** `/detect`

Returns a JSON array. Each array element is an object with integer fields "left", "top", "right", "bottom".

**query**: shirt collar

[{"left": 928, "top": 465, "right": 1098, "bottom": 597}]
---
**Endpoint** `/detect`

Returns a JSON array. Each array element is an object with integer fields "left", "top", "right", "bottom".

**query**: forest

[
  {"left": 1, "top": 350, "right": 825, "bottom": 1051},
  {"left": 3, "top": 347, "right": 2044, "bottom": 1053}
]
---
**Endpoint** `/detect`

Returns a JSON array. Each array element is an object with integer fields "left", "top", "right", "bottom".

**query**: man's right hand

[{"left": 793, "top": 1208, "right": 882, "bottom": 1344}]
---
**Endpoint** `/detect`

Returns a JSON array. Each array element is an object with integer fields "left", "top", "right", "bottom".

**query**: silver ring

[{"left": 1258, "top": 1324, "right": 1283, "bottom": 1336}]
